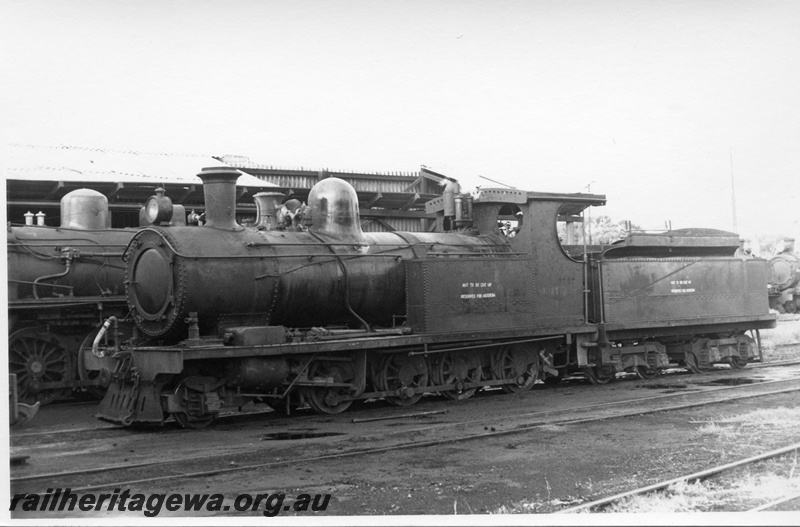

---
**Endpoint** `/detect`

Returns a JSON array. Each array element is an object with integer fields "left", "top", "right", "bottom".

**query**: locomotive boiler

[
  {"left": 125, "top": 169, "right": 510, "bottom": 340},
  {"left": 89, "top": 168, "right": 776, "bottom": 428}
]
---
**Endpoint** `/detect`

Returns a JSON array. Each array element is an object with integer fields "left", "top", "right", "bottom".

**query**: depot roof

[{"left": 3, "top": 144, "right": 274, "bottom": 188}]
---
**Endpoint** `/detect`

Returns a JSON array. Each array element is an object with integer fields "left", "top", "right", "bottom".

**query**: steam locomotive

[
  {"left": 767, "top": 238, "right": 799, "bottom": 313},
  {"left": 86, "top": 167, "right": 776, "bottom": 428},
  {"left": 7, "top": 190, "right": 134, "bottom": 404},
  {"left": 6, "top": 187, "right": 189, "bottom": 404}
]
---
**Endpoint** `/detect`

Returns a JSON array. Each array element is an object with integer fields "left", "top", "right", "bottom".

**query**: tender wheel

[
  {"left": 583, "top": 346, "right": 616, "bottom": 385},
  {"left": 783, "top": 300, "right": 797, "bottom": 314},
  {"left": 635, "top": 366, "right": 659, "bottom": 380},
  {"left": 728, "top": 356, "right": 747, "bottom": 369},
  {"left": 491, "top": 344, "right": 539, "bottom": 393},
  {"left": 304, "top": 361, "right": 355, "bottom": 415},
  {"left": 77, "top": 325, "right": 133, "bottom": 399},
  {"left": 8, "top": 327, "right": 73, "bottom": 405},
  {"left": 375, "top": 354, "right": 429, "bottom": 406},
  {"left": 432, "top": 351, "right": 482, "bottom": 401}
]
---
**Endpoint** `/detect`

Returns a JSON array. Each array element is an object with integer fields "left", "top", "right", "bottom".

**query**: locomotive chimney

[
  {"left": 253, "top": 192, "right": 285, "bottom": 230},
  {"left": 196, "top": 167, "right": 242, "bottom": 230}
]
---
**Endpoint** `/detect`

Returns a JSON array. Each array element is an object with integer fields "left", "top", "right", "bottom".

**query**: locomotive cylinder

[{"left": 225, "top": 358, "right": 291, "bottom": 391}]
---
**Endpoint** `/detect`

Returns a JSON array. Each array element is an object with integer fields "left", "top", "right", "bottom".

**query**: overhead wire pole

[
  {"left": 585, "top": 181, "right": 595, "bottom": 245},
  {"left": 730, "top": 148, "right": 738, "bottom": 232}
]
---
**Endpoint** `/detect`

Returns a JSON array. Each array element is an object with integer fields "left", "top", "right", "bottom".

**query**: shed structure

[{"left": 4, "top": 145, "right": 451, "bottom": 231}]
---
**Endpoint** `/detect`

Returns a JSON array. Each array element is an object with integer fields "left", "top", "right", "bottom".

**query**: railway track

[
  {"left": 556, "top": 442, "right": 800, "bottom": 514},
  {"left": 11, "top": 373, "right": 800, "bottom": 495},
  {"left": 747, "top": 490, "right": 800, "bottom": 512},
  {"left": 14, "top": 357, "right": 800, "bottom": 445}
]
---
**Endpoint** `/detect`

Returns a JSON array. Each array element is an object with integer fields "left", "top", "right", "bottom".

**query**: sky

[{"left": 2, "top": 0, "right": 799, "bottom": 239}]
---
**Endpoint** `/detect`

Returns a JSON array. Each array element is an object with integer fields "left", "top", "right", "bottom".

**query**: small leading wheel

[
  {"left": 432, "top": 351, "right": 482, "bottom": 401},
  {"left": 491, "top": 344, "right": 539, "bottom": 394},
  {"left": 8, "top": 327, "right": 73, "bottom": 405},
  {"left": 171, "top": 377, "right": 219, "bottom": 429},
  {"left": 375, "top": 354, "right": 429, "bottom": 406},
  {"left": 684, "top": 352, "right": 702, "bottom": 374},
  {"left": 635, "top": 366, "right": 659, "bottom": 380},
  {"left": 728, "top": 356, "right": 747, "bottom": 369},
  {"left": 304, "top": 361, "right": 355, "bottom": 415}
]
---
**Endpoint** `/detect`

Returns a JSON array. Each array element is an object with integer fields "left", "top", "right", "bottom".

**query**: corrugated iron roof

[{"left": 3, "top": 144, "right": 276, "bottom": 188}]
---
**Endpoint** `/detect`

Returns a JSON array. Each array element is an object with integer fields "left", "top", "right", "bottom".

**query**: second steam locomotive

[
  {"left": 8, "top": 190, "right": 133, "bottom": 404},
  {"left": 767, "top": 238, "right": 800, "bottom": 313},
  {"left": 87, "top": 167, "right": 776, "bottom": 427}
]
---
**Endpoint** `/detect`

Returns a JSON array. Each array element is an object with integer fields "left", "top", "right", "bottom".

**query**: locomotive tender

[{"left": 88, "top": 167, "right": 776, "bottom": 427}]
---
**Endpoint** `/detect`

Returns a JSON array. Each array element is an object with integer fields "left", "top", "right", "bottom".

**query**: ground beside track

[
  {"left": 9, "top": 359, "right": 800, "bottom": 519},
  {"left": 129, "top": 389, "right": 800, "bottom": 517}
]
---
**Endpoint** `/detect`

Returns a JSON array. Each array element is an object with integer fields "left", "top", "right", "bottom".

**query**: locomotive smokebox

[
  {"left": 308, "top": 177, "right": 364, "bottom": 242},
  {"left": 197, "top": 167, "right": 243, "bottom": 230}
]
